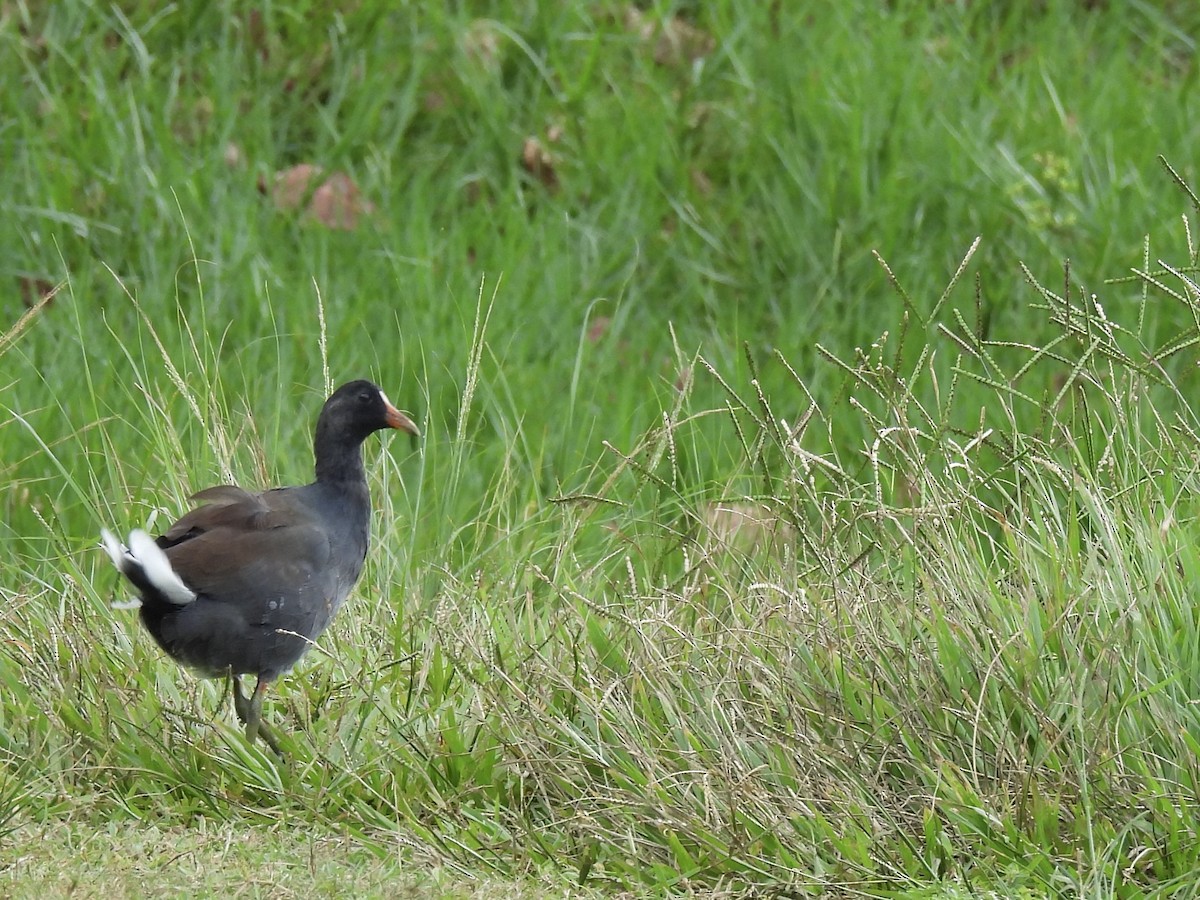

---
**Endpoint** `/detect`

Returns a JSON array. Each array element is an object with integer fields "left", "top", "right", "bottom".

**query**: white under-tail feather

[
  {"left": 100, "top": 527, "right": 196, "bottom": 606},
  {"left": 100, "top": 528, "right": 126, "bottom": 569},
  {"left": 100, "top": 529, "right": 142, "bottom": 609}
]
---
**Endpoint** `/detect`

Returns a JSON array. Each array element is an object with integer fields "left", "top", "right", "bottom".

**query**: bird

[{"left": 101, "top": 379, "right": 419, "bottom": 756}]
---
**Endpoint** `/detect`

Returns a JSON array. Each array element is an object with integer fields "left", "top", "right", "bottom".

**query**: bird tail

[{"left": 100, "top": 528, "right": 196, "bottom": 606}]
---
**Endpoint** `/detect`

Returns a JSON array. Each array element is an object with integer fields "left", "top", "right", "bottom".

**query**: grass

[
  {"left": 3, "top": 820, "right": 560, "bottom": 899},
  {"left": 5, "top": 0, "right": 1200, "bottom": 895}
]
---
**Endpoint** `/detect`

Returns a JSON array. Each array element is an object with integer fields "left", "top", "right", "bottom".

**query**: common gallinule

[{"left": 101, "top": 380, "right": 419, "bottom": 756}]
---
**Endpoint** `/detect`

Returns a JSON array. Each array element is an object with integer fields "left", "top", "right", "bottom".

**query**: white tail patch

[
  {"left": 101, "top": 528, "right": 143, "bottom": 609},
  {"left": 128, "top": 529, "right": 195, "bottom": 605},
  {"left": 100, "top": 528, "right": 126, "bottom": 569},
  {"left": 101, "top": 527, "right": 196, "bottom": 606}
]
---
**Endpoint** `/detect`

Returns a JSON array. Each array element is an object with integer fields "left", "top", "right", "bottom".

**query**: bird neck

[{"left": 313, "top": 436, "right": 368, "bottom": 486}]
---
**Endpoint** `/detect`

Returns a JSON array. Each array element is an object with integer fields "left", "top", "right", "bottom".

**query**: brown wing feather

[
  {"left": 159, "top": 486, "right": 273, "bottom": 544},
  {"left": 157, "top": 485, "right": 337, "bottom": 627}
]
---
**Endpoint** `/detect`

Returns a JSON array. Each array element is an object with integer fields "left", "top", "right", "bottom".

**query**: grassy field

[{"left": 5, "top": 0, "right": 1200, "bottom": 895}]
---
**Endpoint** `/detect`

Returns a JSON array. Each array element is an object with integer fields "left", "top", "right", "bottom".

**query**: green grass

[
  {"left": 2, "top": 820, "right": 564, "bottom": 899},
  {"left": 5, "top": 0, "right": 1200, "bottom": 895}
]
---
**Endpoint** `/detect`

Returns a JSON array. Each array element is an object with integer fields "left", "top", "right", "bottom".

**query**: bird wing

[{"left": 157, "top": 485, "right": 337, "bottom": 629}]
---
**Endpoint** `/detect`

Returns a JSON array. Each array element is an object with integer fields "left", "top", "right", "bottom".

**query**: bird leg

[{"left": 231, "top": 674, "right": 285, "bottom": 758}]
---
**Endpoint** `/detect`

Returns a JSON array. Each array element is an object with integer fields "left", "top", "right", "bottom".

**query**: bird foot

[{"left": 231, "top": 675, "right": 286, "bottom": 759}]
